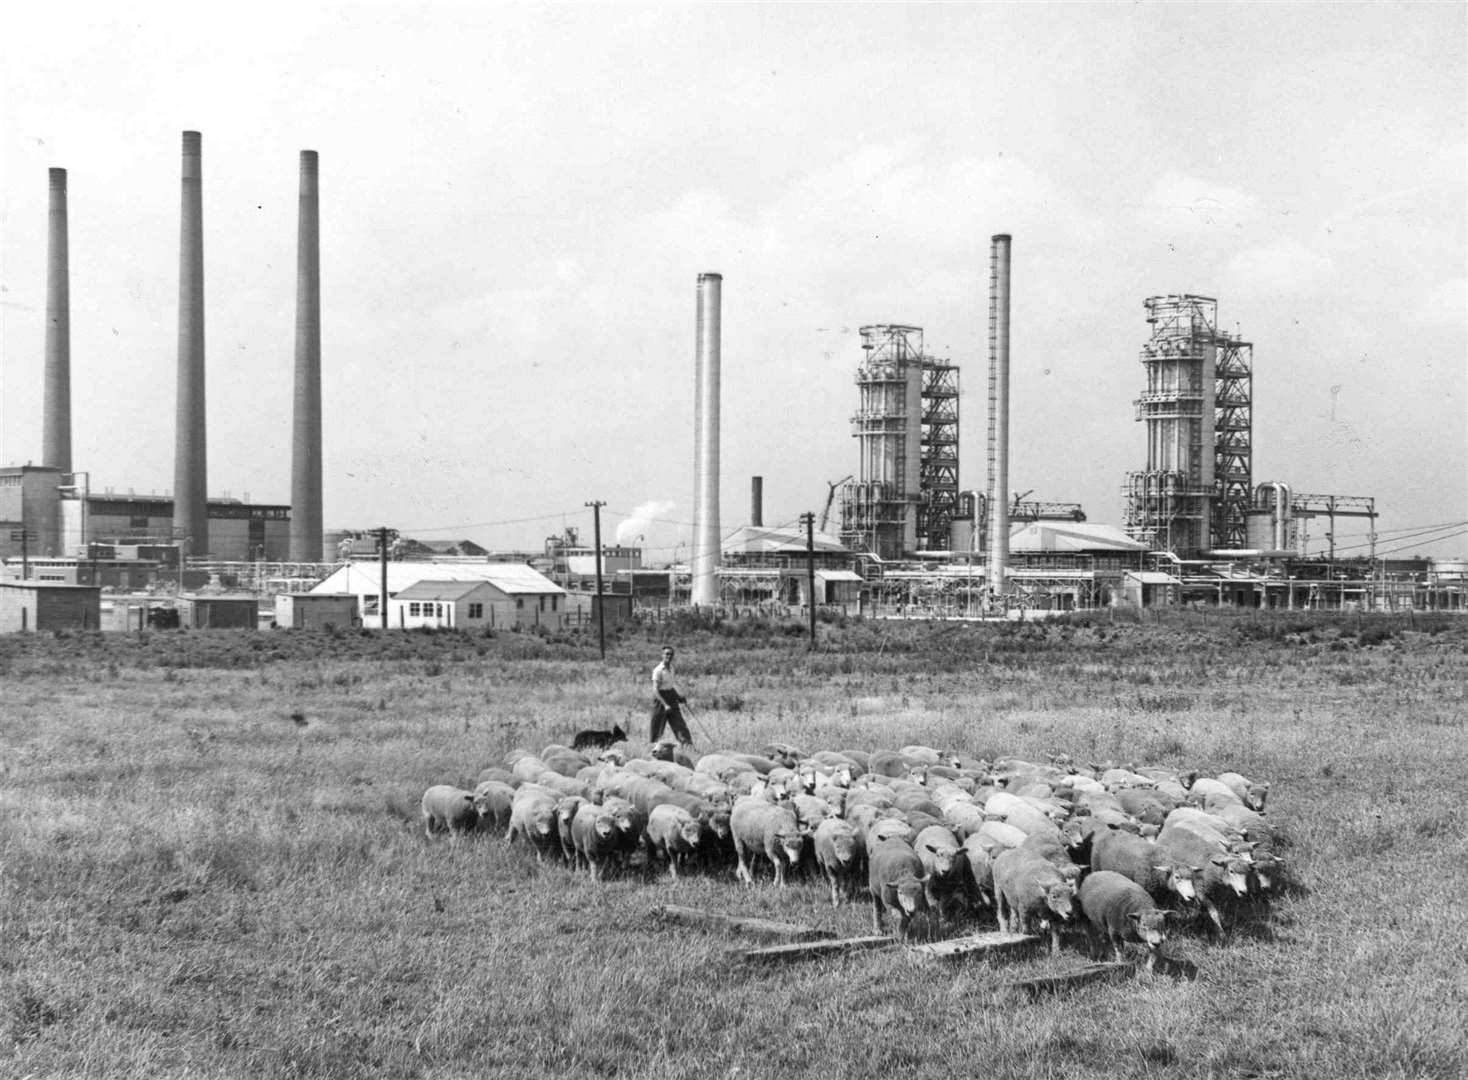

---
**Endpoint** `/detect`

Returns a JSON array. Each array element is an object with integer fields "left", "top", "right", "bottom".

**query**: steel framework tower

[
  {"left": 840, "top": 325, "right": 959, "bottom": 558},
  {"left": 1123, "top": 295, "right": 1252, "bottom": 555}
]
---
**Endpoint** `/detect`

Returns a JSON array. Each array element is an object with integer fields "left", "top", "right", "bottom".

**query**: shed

[
  {"left": 0, "top": 581, "right": 102, "bottom": 632},
  {"left": 177, "top": 594, "right": 259, "bottom": 629},
  {"left": 274, "top": 593, "right": 357, "bottom": 630},
  {"left": 1122, "top": 570, "right": 1181, "bottom": 608}
]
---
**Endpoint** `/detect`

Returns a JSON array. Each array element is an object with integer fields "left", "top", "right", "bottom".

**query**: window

[
  {"left": 516, "top": 598, "right": 524, "bottom": 609},
  {"left": 468, "top": 602, "right": 483, "bottom": 619},
  {"left": 540, "top": 596, "right": 546, "bottom": 611},
  {"left": 551, "top": 596, "right": 558, "bottom": 612},
  {"left": 408, "top": 602, "right": 421, "bottom": 617},
  {"left": 363, "top": 595, "right": 379, "bottom": 615}
]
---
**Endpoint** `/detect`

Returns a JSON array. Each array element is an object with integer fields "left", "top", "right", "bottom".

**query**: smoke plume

[{"left": 616, "top": 500, "right": 675, "bottom": 545}]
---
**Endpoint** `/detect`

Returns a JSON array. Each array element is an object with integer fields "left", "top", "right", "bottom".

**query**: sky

[{"left": 2, "top": 1, "right": 1464, "bottom": 562}]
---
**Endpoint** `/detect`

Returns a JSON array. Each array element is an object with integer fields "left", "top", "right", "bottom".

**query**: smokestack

[
  {"left": 290, "top": 150, "right": 323, "bottom": 562},
  {"left": 691, "top": 272, "right": 722, "bottom": 606},
  {"left": 751, "top": 476, "right": 763, "bottom": 528},
  {"left": 986, "top": 235, "right": 1011, "bottom": 595},
  {"left": 42, "top": 168, "right": 71, "bottom": 473},
  {"left": 173, "top": 130, "right": 208, "bottom": 556}
]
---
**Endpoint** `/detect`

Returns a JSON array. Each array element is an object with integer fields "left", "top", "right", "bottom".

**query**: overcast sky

[{"left": 2, "top": 2, "right": 1463, "bottom": 561}]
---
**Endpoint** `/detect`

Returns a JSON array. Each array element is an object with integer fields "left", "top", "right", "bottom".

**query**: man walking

[{"left": 650, "top": 645, "right": 694, "bottom": 749}]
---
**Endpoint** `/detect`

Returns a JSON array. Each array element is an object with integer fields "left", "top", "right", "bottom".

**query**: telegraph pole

[
  {"left": 585, "top": 501, "right": 607, "bottom": 659},
  {"left": 800, "top": 511, "right": 817, "bottom": 650},
  {"left": 378, "top": 526, "right": 390, "bottom": 631}
]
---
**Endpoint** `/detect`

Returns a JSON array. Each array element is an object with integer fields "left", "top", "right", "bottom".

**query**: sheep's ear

[
  {"left": 1210, "top": 855, "right": 1228, "bottom": 867},
  {"left": 1127, "top": 912, "right": 1143, "bottom": 926},
  {"left": 1160, "top": 909, "right": 1179, "bottom": 921}
]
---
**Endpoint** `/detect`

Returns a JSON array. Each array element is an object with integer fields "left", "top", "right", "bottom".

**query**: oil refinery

[{"left": 1, "top": 132, "right": 1463, "bottom": 633}]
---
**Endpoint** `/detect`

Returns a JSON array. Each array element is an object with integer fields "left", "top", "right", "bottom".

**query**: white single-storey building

[{"left": 311, "top": 561, "right": 567, "bottom": 630}]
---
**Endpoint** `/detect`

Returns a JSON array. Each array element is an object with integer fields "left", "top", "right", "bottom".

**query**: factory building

[
  {"left": 1123, "top": 294, "right": 1253, "bottom": 556},
  {"left": 0, "top": 471, "right": 290, "bottom": 564},
  {"left": 838, "top": 325, "right": 960, "bottom": 558}
]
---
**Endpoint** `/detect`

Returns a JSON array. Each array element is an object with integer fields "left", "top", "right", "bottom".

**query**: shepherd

[{"left": 650, "top": 645, "right": 694, "bottom": 750}]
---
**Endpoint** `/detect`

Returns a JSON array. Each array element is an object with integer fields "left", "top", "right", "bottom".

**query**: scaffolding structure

[
  {"left": 1123, "top": 295, "right": 1252, "bottom": 555},
  {"left": 840, "top": 325, "right": 960, "bottom": 558}
]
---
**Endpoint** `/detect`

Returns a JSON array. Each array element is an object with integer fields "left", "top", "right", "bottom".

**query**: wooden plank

[
  {"left": 996, "top": 962, "right": 1133, "bottom": 1001},
  {"left": 741, "top": 935, "right": 898, "bottom": 964},
  {"left": 907, "top": 931, "right": 1038, "bottom": 962},
  {"left": 653, "top": 904, "right": 835, "bottom": 941}
]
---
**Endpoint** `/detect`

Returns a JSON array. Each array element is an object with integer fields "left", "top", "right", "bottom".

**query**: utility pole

[
  {"left": 585, "top": 501, "right": 606, "bottom": 659},
  {"left": 378, "top": 526, "right": 390, "bottom": 631},
  {"left": 800, "top": 511, "right": 817, "bottom": 650}
]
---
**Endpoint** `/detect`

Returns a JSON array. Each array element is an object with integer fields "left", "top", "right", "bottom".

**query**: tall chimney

[
  {"left": 691, "top": 272, "right": 722, "bottom": 606},
  {"left": 290, "top": 150, "right": 323, "bottom": 562},
  {"left": 986, "top": 235, "right": 1011, "bottom": 596},
  {"left": 751, "top": 475, "right": 763, "bottom": 528},
  {"left": 173, "top": 130, "right": 208, "bottom": 556},
  {"left": 42, "top": 168, "right": 71, "bottom": 473}
]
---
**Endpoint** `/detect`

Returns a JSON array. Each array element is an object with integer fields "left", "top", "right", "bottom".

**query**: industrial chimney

[
  {"left": 173, "top": 130, "right": 208, "bottom": 556},
  {"left": 986, "top": 235, "right": 1012, "bottom": 597},
  {"left": 751, "top": 475, "right": 763, "bottom": 528},
  {"left": 289, "top": 150, "right": 323, "bottom": 562},
  {"left": 42, "top": 168, "right": 71, "bottom": 473},
  {"left": 691, "top": 272, "right": 722, "bottom": 606}
]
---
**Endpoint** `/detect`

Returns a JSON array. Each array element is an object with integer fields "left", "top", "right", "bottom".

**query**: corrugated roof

[
  {"left": 311, "top": 561, "right": 565, "bottom": 597},
  {"left": 393, "top": 580, "right": 491, "bottom": 601},
  {"left": 816, "top": 570, "right": 864, "bottom": 582},
  {"left": 1009, "top": 522, "right": 1147, "bottom": 554},
  {"left": 722, "top": 526, "right": 849, "bottom": 555}
]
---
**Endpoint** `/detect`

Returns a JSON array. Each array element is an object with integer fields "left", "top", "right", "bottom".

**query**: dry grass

[{"left": 2, "top": 613, "right": 1466, "bottom": 1079}]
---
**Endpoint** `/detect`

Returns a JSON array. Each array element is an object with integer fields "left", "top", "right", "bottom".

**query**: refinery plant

[{"left": 1, "top": 131, "right": 1463, "bottom": 633}]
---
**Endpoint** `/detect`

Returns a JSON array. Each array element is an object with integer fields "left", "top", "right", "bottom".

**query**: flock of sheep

[{"left": 420, "top": 738, "right": 1280, "bottom": 966}]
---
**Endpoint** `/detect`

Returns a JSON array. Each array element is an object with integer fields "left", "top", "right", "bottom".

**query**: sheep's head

[
  {"left": 1128, "top": 909, "right": 1171, "bottom": 950},
  {"left": 1041, "top": 880, "right": 1076, "bottom": 922}
]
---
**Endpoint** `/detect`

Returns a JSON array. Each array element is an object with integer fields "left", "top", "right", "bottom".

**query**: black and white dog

[{"left": 571, "top": 723, "right": 627, "bottom": 752}]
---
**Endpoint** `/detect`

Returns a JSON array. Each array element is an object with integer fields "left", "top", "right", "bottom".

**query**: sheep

[
  {"left": 865, "top": 815, "right": 915, "bottom": 849},
  {"left": 960, "top": 834, "right": 997, "bottom": 913},
  {"left": 506, "top": 786, "right": 561, "bottom": 861},
  {"left": 599, "top": 796, "right": 648, "bottom": 871},
  {"left": 1078, "top": 870, "right": 1174, "bottom": 970},
  {"left": 992, "top": 845, "right": 1077, "bottom": 954},
  {"left": 1089, "top": 826, "right": 1198, "bottom": 906},
  {"left": 420, "top": 785, "right": 480, "bottom": 839},
  {"left": 1115, "top": 787, "right": 1181, "bottom": 826},
  {"left": 1217, "top": 771, "right": 1269, "bottom": 811},
  {"left": 972, "top": 819, "right": 1028, "bottom": 859},
  {"left": 475, "top": 766, "right": 517, "bottom": 787},
  {"left": 539, "top": 744, "right": 591, "bottom": 777},
  {"left": 644, "top": 804, "right": 707, "bottom": 879},
  {"left": 984, "top": 791, "right": 1064, "bottom": 841},
  {"left": 791, "top": 793, "right": 837, "bottom": 833},
  {"left": 555, "top": 795, "right": 588, "bottom": 864},
  {"left": 1154, "top": 821, "right": 1254, "bottom": 938},
  {"left": 730, "top": 797, "right": 806, "bottom": 887},
  {"left": 1209, "top": 801, "right": 1285, "bottom": 894},
  {"left": 570, "top": 801, "right": 622, "bottom": 881},
  {"left": 913, "top": 824, "right": 968, "bottom": 929},
  {"left": 1015, "top": 829, "right": 1083, "bottom": 882},
  {"left": 868, "top": 837, "right": 930, "bottom": 941},
  {"left": 472, "top": 780, "right": 516, "bottom": 833},
  {"left": 813, "top": 817, "right": 865, "bottom": 907}
]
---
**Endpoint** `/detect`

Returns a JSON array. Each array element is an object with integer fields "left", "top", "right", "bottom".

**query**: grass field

[{"left": 2, "top": 611, "right": 1466, "bottom": 1079}]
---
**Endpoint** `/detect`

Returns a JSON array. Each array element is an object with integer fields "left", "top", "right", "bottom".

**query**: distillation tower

[
  {"left": 839, "top": 325, "right": 959, "bottom": 559},
  {"left": 1123, "top": 294, "right": 1252, "bottom": 556}
]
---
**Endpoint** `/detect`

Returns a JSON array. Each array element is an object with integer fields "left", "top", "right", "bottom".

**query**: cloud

[
  {"left": 1415, "top": 278, "right": 1466, "bottom": 327},
  {"left": 1226, "top": 239, "right": 1338, "bottom": 293},
  {"left": 1147, "top": 171, "right": 1258, "bottom": 230}
]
